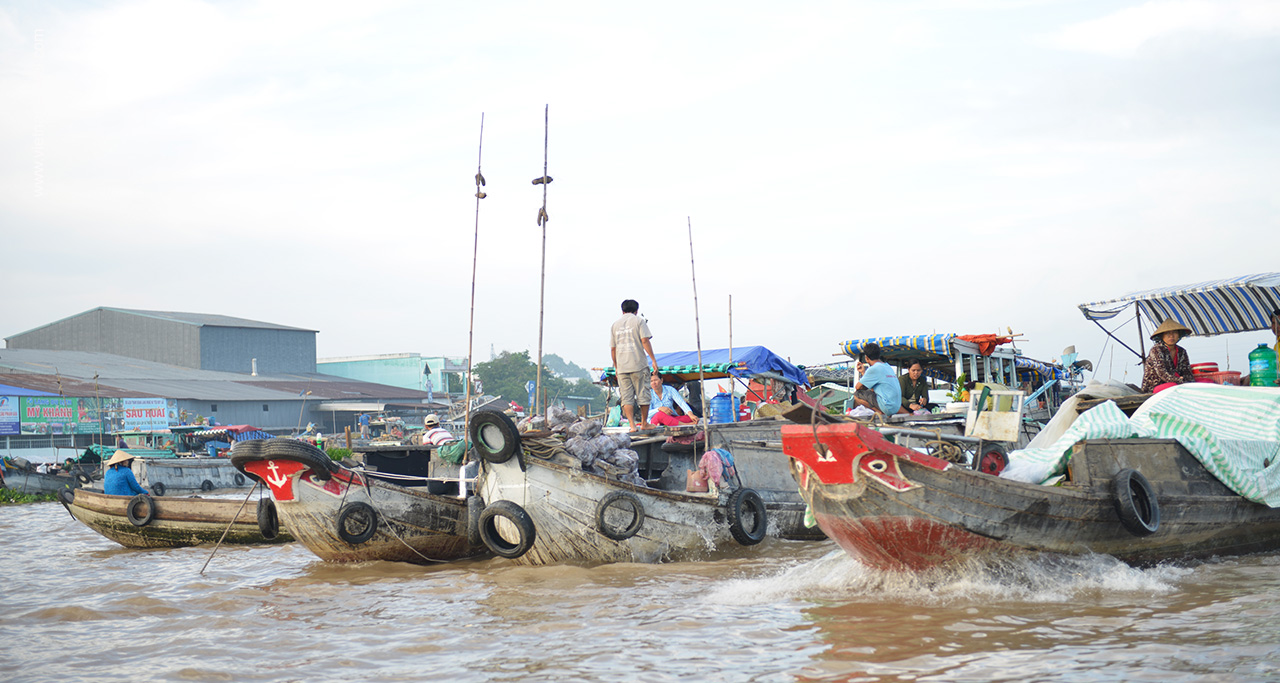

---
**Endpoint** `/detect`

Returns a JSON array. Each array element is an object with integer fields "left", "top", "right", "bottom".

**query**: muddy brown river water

[{"left": 3, "top": 498, "right": 1280, "bottom": 682}]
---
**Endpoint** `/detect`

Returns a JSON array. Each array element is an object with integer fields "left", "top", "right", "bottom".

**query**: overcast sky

[{"left": 2, "top": 0, "right": 1278, "bottom": 386}]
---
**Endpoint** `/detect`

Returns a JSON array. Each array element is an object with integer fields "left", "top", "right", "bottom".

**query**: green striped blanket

[{"left": 1002, "top": 384, "right": 1280, "bottom": 507}]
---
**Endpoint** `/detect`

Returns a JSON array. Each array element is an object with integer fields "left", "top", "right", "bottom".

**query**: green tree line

[{"left": 474, "top": 351, "right": 607, "bottom": 412}]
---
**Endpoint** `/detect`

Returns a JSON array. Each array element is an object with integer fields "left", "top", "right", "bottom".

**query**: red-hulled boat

[
  {"left": 231, "top": 438, "right": 486, "bottom": 564},
  {"left": 781, "top": 422, "right": 1280, "bottom": 571}
]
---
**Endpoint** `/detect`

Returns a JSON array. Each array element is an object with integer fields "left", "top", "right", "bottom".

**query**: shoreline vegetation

[{"left": 1, "top": 489, "right": 59, "bottom": 505}]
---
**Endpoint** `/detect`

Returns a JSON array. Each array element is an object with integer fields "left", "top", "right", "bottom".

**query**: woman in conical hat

[
  {"left": 1141, "top": 318, "right": 1194, "bottom": 393},
  {"left": 103, "top": 449, "right": 149, "bottom": 497}
]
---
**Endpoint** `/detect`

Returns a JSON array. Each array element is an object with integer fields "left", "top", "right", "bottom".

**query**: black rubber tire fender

[
  {"left": 150, "top": 481, "right": 166, "bottom": 497},
  {"left": 466, "top": 495, "right": 484, "bottom": 548},
  {"left": 233, "top": 473, "right": 246, "bottom": 486},
  {"left": 200, "top": 479, "right": 215, "bottom": 492},
  {"left": 595, "top": 490, "right": 646, "bottom": 541},
  {"left": 1114, "top": 468, "right": 1160, "bottom": 536},
  {"left": 335, "top": 501, "right": 378, "bottom": 545},
  {"left": 478, "top": 500, "right": 536, "bottom": 559},
  {"left": 126, "top": 494, "right": 155, "bottom": 527},
  {"left": 257, "top": 498, "right": 280, "bottom": 540},
  {"left": 727, "top": 488, "right": 768, "bottom": 546},
  {"left": 76, "top": 472, "right": 92, "bottom": 485},
  {"left": 977, "top": 443, "right": 1009, "bottom": 476},
  {"left": 58, "top": 487, "right": 76, "bottom": 506},
  {"left": 261, "top": 438, "right": 338, "bottom": 480},
  {"left": 469, "top": 411, "right": 520, "bottom": 464}
]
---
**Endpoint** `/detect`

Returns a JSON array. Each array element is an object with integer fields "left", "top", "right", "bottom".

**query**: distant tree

[
  {"left": 542, "top": 353, "right": 591, "bottom": 380},
  {"left": 474, "top": 351, "right": 607, "bottom": 412}
]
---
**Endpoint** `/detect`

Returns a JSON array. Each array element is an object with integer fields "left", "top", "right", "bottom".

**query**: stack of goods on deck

[{"left": 518, "top": 407, "right": 645, "bottom": 486}]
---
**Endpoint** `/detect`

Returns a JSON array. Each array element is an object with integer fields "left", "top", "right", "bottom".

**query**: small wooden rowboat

[
  {"left": 231, "top": 438, "right": 486, "bottom": 564},
  {"left": 781, "top": 422, "right": 1280, "bottom": 570},
  {"left": 472, "top": 411, "right": 770, "bottom": 565},
  {"left": 60, "top": 488, "right": 291, "bottom": 549}
]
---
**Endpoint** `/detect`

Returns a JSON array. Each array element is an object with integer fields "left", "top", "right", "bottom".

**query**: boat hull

[
  {"left": 65, "top": 488, "right": 291, "bottom": 548},
  {"left": 134, "top": 457, "right": 250, "bottom": 495},
  {"left": 704, "top": 419, "right": 825, "bottom": 540},
  {"left": 3, "top": 470, "right": 80, "bottom": 495},
  {"left": 232, "top": 440, "right": 485, "bottom": 564},
  {"left": 479, "top": 454, "right": 758, "bottom": 566},
  {"left": 783, "top": 423, "right": 1280, "bottom": 570}
]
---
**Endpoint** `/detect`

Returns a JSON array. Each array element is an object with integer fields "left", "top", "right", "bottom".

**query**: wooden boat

[
  {"left": 230, "top": 437, "right": 486, "bottom": 564},
  {"left": 599, "top": 346, "right": 821, "bottom": 540},
  {"left": 59, "top": 487, "right": 292, "bottom": 548},
  {"left": 85, "top": 427, "right": 264, "bottom": 495},
  {"left": 3, "top": 467, "right": 81, "bottom": 495},
  {"left": 781, "top": 421, "right": 1280, "bottom": 570},
  {"left": 472, "top": 410, "right": 770, "bottom": 565}
]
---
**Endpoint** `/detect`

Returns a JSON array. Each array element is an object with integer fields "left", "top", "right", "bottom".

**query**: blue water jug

[
  {"left": 709, "top": 393, "right": 738, "bottom": 424},
  {"left": 1249, "top": 343, "right": 1278, "bottom": 387}
]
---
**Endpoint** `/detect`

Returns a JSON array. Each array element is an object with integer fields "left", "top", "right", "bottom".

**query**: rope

[
  {"left": 199, "top": 481, "right": 260, "bottom": 575},
  {"left": 521, "top": 435, "right": 568, "bottom": 461},
  {"left": 355, "top": 467, "right": 448, "bottom": 564}
]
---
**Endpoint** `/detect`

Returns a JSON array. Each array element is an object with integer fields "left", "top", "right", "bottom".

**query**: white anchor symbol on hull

[{"left": 266, "top": 460, "right": 290, "bottom": 488}]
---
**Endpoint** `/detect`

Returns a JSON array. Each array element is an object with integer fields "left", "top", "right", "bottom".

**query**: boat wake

[{"left": 711, "top": 549, "right": 1191, "bottom": 605}]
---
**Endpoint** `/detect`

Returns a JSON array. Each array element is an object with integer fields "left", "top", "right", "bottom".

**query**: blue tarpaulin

[{"left": 601, "top": 346, "right": 808, "bottom": 387}]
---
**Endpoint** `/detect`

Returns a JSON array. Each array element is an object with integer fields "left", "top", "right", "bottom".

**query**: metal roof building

[{"left": 5, "top": 307, "right": 317, "bottom": 374}]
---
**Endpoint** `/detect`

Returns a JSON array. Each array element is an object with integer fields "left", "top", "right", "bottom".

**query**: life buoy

[
  {"left": 200, "top": 479, "right": 215, "bottom": 492},
  {"left": 150, "top": 481, "right": 166, "bottom": 497},
  {"left": 595, "top": 491, "right": 645, "bottom": 540},
  {"left": 727, "top": 488, "right": 768, "bottom": 545},
  {"left": 466, "top": 496, "right": 484, "bottom": 548},
  {"left": 335, "top": 501, "right": 378, "bottom": 545},
  {"left": 1113, "top": 468, "right": 1160, "bottom": 536},
  {"left": 126, "top": 494, "right": 155, "bottom": 527},
  {"left": 469, "top": 411, "right": 520, "bottom": 464},
  {"left": 233, "top": 473, "right": 246, "bottom": 486},
  {"left": 257, "top": 498, "right": 280, "bottom": 540},
  {"left": 478, "top": 500, "right": 536, "bottom": 559}
]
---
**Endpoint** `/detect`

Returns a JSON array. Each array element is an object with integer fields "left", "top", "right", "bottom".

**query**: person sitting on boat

[
  {"left": 647, "top": 374, "right": 696, "bottom": 427},
  {"left": 420, "top": 414, "right": 456, "bottom": 446},
  {"left": 103, "top": 450, "right": 149, "bottom": 497},
  {"left": 1141, "top": 318, "right": 1194, "bottom": 393},
  {"left": 898, "top": 360, "right": 931, "bottom": 414},
  {"left": 852, "top": 343, "right": 902, "bottom": 416}
]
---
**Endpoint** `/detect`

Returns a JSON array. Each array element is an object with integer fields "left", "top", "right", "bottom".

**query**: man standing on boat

[
  {"left": 610, "top": 299, "right": 659, "bottom": 432},
  {"left": 852, "top": 343, "right": 901, "bottom": 417}
]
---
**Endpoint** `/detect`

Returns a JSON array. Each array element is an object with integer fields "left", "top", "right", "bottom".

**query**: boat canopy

[
  {"left": 191, "top": 425, "right": 272, "bottom": 441},
  {"left": 1079, "top": 272, "right": 1280, "bottom": 338},
  {"left": 600, "top": 346, "right": 808, "bottom": 387},
  {"left": 835, "top": 333, "right": 1069, "bottom": 384}
]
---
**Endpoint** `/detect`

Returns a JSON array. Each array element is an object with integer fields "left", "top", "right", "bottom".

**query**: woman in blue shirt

[
  {"left": 648, "top": 374, "right": 696, "bottom": 427},
  {"left": 103, "top": 450, "right": 149, "bottom": 497}
]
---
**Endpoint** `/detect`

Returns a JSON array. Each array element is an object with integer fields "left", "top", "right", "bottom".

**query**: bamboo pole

[
  {"left": 462, "top": 113, "right": 486, "bottom": 498},
  {"left": 535, "top": 104, "right": 550, "bottom": 418},
  {"left": 688, "top": 218, "right": 709, "bottom": 422}
]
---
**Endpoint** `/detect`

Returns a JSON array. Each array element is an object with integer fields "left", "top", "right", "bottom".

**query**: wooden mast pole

[
  {"left": 535, "top": 105, "right": 550, "bottom": 419},
  {"left": 688, "top": 218, "right": 709, "bottom": 422},
  {"left": 463, "top": 113, "right": 486, "bottom": 498}
]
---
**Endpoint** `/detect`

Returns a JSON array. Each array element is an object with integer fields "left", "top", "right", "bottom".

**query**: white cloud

[{"left": 1047, "top": 0, "right": 1280, "bottom": 57}]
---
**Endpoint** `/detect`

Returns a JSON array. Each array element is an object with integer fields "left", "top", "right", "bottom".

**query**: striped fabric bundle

[
  {"left": 1003, "top": 384, "right": 1280, "bottom": 507},
  {"left": 1130, "top": 384, "right": 1280, "bottom": 506}
]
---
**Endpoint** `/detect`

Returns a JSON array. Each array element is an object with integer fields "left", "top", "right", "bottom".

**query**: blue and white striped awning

[{"left": 1079, "top": 273, "right": 1280, "bottom": 337}]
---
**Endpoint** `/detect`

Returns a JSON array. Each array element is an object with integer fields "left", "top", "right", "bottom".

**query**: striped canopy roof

[{"left": 1079, "top": 273, "right": 1280, "bottom": 337}]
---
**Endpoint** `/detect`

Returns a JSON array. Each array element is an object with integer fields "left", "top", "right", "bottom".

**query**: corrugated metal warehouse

[{"left": 1, "top": 308, "right": 447, "bottom": 461}]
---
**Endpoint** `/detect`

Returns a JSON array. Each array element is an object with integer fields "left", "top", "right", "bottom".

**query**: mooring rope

[{"left": 199, "top": 480, "right": 260, "bottom": 575}]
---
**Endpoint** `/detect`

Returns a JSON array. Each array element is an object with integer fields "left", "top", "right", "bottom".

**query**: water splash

[{"left": 710, "top": 548, "right": 1191, "bottom": 605}]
